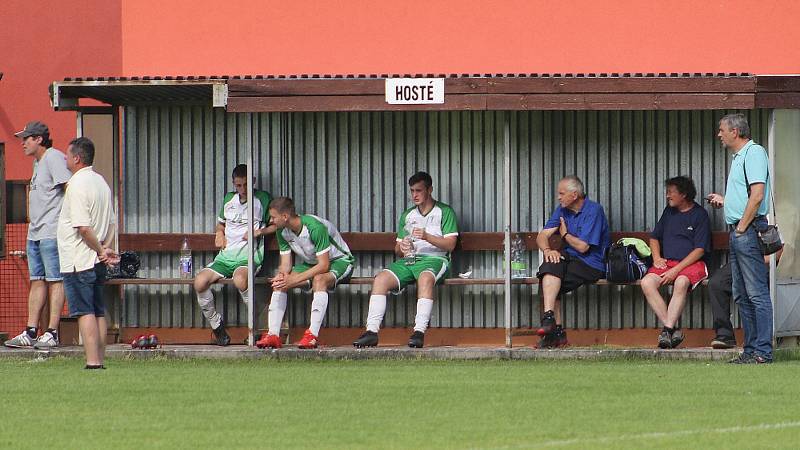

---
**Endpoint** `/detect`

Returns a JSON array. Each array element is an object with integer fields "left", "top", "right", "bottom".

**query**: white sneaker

[
  {"left": 4, "top": 331, "right": 35, "bottom": 348},
  {"left": 33, "top": 331, "right": 59, "bottom": 349}
]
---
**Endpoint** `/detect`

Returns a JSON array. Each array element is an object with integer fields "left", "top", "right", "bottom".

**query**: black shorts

[{"left": 537, "top": 255, "right": 604, "bottom": 296}]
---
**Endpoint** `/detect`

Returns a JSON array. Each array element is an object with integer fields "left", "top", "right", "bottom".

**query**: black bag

[
  {"left": 106, "top": 251, "right": 141, "bottom": 278},
  {"left": 605, "top": 242, "right": 649, "bottom": 283},
  {"left": 742, "top": 148, "right": 783, "bottom": 255}
]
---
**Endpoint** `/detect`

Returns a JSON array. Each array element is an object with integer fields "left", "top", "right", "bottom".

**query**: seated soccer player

[
  {"left": 353, "top": 171, "right": 458, "bottom": 349},
  {"left": 193, "top": 164, "right": 274, "bottom": 346},
  {"left": 256, "top": 197, "right": 355, "bottom": 349},
  {"left": 640, "top": 176, "right": 711, "bottom": 349}
]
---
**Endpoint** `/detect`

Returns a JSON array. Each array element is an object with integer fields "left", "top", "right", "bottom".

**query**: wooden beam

[
  {"left": 755, "top": 93, "right": 800, "bottom": 109},
  {"left": 226, "top": 94, "right": 486, "bottom": 112},
  {"left": 227, "top": 78, "right": 487, "bottom": 96},
  {"left": 486, "top": 77, "right": 756, "bottom": 94},
  {"left": 755, "top": 75, "right": 800, "bottom": 92},
  {"left": 119, "top": 231, "right": 730, "bottom": 253},
  {"left": 486, "top": 93, "right": 756, "bottom": 110}
]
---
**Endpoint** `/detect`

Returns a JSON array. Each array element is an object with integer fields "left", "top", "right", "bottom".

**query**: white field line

[{"left": 474, "top": 421, "right": 800, "bottom": 450}]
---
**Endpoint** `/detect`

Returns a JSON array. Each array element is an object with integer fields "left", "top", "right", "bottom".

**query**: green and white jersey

[
  {"left": 396, "top": 201, "right": 459, "bottom": 259},
  {"left": 277, "top": 214, "right": 353, "bottom": 265},
  {"left": 217, "top": 190, "right": 272, "bottom": 255}
]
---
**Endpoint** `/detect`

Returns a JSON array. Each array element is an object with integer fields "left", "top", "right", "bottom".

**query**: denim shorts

[
  {"left": 64, "top": 264, "right": 107, "bottom": 318},
  {"left": 26, "top": 239, "right": 63, "bottom": 282}
]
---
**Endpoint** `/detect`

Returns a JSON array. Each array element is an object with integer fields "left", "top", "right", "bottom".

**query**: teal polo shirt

[{"left": 724, "top": 140, "right": 771, "bottom": 225}]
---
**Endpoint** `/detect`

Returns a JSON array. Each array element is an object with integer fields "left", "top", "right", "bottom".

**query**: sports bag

[{"left": 605, "top": 239, "right": 650, "bottom": 283}]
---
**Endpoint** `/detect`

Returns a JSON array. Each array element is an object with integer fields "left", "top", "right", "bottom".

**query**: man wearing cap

[{"left": 4, "top": 122, "right": 73, "bottom": 349}]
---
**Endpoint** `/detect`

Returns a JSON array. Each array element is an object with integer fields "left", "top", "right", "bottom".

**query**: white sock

[
  {"left": 366, "top": 294, "right": 387, "bottom": 333},
  {"left": 414, "top": 298, "right": 434, "bottom": 333},
  {"left": 238, "top": 289, "right": 249, "bottom": 305},
  {"left": 268, "top": 291, "right": 288, "bottom": 336},
  {"left": 309, "top": 291, "right": 329, "bottom": 336},
  {"left": 196, "top": 290, "right": 221, "bottom": 329}
]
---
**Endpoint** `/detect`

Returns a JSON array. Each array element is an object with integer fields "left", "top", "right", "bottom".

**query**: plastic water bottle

[
  {"left": 511, "top": 235, "right": 528, "bottom": 279},
  {"left": 404, "top": 236, "right": 416, "bottom": 266},
  {"left": 179, "top": 236, "right": 192, "bottom": 278}
]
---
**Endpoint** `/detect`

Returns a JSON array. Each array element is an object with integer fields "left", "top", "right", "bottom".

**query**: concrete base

[{"left": 0, "top": 343, "right": 742, "bottom": 361}]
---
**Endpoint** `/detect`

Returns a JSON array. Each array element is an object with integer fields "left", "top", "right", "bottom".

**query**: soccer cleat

[
  {"left": 256, "top": 333, "right": 282, "bottom": 349},
  {"left": 297, "top": 329, "right": 319, "bottom": 349},
  {"left": 728, "top": 353, "right": 755, "bottom": 364},
  {"left": 711, "top": 336, "right": 737, "bottom": 349},
  {"left": 352, "top": 330, "right": 378, "bottom": 348},
  {"left": 4, "top": 330, "right": 35, "bottom": 348},
  {"left": 552, "top": 328, "right": 569, "bottom": 348},
  {"left": 212, "top": 323, "right": 231, "bottom": 347},
  {"left": 753, "top": 355, "right": 773, "bottom": 364},
  {"left": 658, "top": 330, "right": 673, "bottom": 349},
  {"left": 536, "top": 311, "right": 556, "bottom": 336},
  {"left": 670, "top": 329, "right": 685, "bottom": 349},
  {"left": 408, "top": 331, "right": 425, "bottom": 348},
  {"left": 536, "top": 333, "right": 556, "bottom": 349},
  {"left": 33, "top": 331, "right": 59, "bottom": 349}
]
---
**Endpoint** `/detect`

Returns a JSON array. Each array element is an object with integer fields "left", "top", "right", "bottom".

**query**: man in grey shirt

[{"left": 4, "top": 121, "right": 73, "bottom": 349}]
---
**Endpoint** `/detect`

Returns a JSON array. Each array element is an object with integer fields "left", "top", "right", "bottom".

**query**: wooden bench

[{"left": 111, "top": 231, "right": 730, "bottom": 287}]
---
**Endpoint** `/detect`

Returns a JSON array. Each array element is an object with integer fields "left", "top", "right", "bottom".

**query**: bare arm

[
  {"left": 735, "top": 183, "right": 765, "bottom": 234},
  {"left": 650, "top": 238, "right": 666, "bottom": 269},
  {"left": 538, "top": 227, "right": 563, "bottom": 264},
  {"left": 563, "top": 233, "right": 590, "bottom": 254},
  {"left": 215, "top": 223, "right": 226, "bottom": 248},
  {"left": 658, "top": 248, "right": 705, "bottom": 286},
  {"left": 283, "top": 252, "right": 331, "bottom": 290}
]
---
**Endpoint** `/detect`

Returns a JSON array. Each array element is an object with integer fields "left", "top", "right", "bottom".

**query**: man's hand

[
  {"left": 214, "top": 231, "right": 226, "bottom": 249},
  {"left": 653, "top": 256, "right": 667, "bottom": 269},
  {"left": 659, "top": 267, "right": 679, "bottom": 286},
  {"left": 242, "top": 228, "right": 260, "bottom": 242},
  {"left": 411, "top": 227, "right": 426, "bottom": 241},
  {"left": 706, "top": 193, "right": 724, "bottom": 209},
  {"left": 559, "top": 217, "right": 568, "bottom": 237},
  {"left": 544, "top": 249, "right": 562, "bottom": 264},
  {"left": 399, "top": 238, "right": 413, "bottom": 256},
  {"left": 271, "top": 272, "right": 287, "bottom": 290},
  {"left": 99, "top": 247, "right": 120, "bottom": 266}
]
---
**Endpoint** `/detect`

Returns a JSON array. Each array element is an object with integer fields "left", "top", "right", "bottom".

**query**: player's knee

[
  {"left": 193, "top": 275, "right": 210, "bottom": 292},
  {"left": 372, "top": 272, "right": 394, "bottom": 293},
  {"left": 312, "top": 274, "right": 330, "bottom": 291},
  {"left": 674, "top": 276, "right": 691, "bottom": 291}
]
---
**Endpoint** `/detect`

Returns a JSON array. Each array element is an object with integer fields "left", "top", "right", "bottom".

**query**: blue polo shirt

[
  {"left": 651, "top": 203, "right": 712, "bottom": 262},
  {"left": 544, "top": 197, "right": 610, "bottom": 272},
  {"left": 724, "top": 140, "right": 771, "bottom": 225}
]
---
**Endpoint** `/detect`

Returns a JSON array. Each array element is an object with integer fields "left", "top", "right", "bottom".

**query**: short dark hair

[
  {"left": 408, "top": 171, "right": 433, "bottom": 188},
  {"left": 38, "top": 134, "right": 53, "bottom": 148},
  {"left": 269, "top": 197, "right": 296, "bottom": 215},
  {"left": 68, "top": 137, "right": 95, "bottom": 165},
  {"left": 232, "top": 164, "right": 248, "bottom": 179},
  {"left": 665, "top": 176, "right": 697, "bottom": 202}
]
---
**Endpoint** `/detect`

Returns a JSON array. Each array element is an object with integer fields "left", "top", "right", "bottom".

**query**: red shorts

[{"left": 646, "top": 259, "right": 708, "bottom": 289}]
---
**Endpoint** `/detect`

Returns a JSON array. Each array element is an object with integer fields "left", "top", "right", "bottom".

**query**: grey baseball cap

[{"left": 15, "top": 121, "right": 49, "bottom": 138}]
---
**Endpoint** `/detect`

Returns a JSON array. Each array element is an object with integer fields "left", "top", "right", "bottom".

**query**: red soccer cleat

[
  {"left": 297, "top": 329, "right": 320, "bottom": 349},
  {"left": 256, "top": 333, "right": 282, "bottom": 349}
]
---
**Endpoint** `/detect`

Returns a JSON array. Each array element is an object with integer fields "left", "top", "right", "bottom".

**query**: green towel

[{"left": 617, "top": 237, "right": 652, "bottom": 257}]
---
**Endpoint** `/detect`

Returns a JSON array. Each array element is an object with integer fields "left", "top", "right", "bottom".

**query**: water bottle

[
  {"left": 179, "top": 236, "right": 193, "bottom": 278},
  {"left": 403, "top": 236, "right": 416, "bottom": 266},
  {"left": 511, "top": 235, "right": 527, "bottom": 279}
]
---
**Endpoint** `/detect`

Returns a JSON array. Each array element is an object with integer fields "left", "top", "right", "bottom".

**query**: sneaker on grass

[
  {"left": 657, "top": 330, "right": 672, "bottom": 349},
  {"left": 408, "top": 331, "right": 425, "bottom": 348},
  {"left": 352, "top": 330, "right": 378, "bottom": 348},
  {"left": 670, "top": 329, "right": 685, "bottom": 349}
]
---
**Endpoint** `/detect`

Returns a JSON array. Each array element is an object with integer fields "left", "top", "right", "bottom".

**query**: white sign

[{"left": 385, "top": 78, "right": 444, "bottom": 104}]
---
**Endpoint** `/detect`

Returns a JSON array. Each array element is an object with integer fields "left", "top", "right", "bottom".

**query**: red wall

[
  {"left": 0, "top": 0, "right": 122, "bottom": 180},
  {"left": 121, "top": 0, "right": 800, "bottom": 76},
  {"left": 3, "top": 0, "right": 800, "bottom": 181}
]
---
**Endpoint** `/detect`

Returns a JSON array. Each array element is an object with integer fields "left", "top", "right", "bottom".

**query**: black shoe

[
  {"left": 408, "top": 331, "right": 425, "bottom": 348},
  {"left": 353, "top": 330, "right": 378, "bottom": 348},
  {"left": 536, "top": 311, "right": 556, "bottom": 336},
  {"left": 670, "top": 329, "right": 685, "bottom": 349},
  {"left": 728, "top": 353, "right": 756, "bottom": 364},
  {"left": 552, "top": 328, "right": 569, "bottom": 348},
  {"left": 658, "top": 330, "right": 673, "bottom": 349},
  {"left": 753, "top": 355, "right": 773, "bottom": 364},
  {"left": 536, "top": 332, "right": 556, "bottom": 349},
  {"left": 212, "top": 323, "right": 231, "bottom": 346},
  {"left": 711, "top": 336, "right": 737, "bottom": 349}
]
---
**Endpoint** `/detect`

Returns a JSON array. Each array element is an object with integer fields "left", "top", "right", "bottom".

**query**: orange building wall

[
  {"left": 121, "top": 0, "right": 800, "bottom": 76},
  {"left": 0, "top": 0, "right": 122, "bottom": 180}
]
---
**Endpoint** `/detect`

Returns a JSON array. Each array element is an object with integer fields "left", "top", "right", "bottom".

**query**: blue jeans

[
  {"left": 729, "top": 217, "right": 773, "bottom": 360},
  {"left": 64, "top": 264, "right": 107, "bottom": 318},
  {"left": 26, "top": 239, "right": 63, "bottom": 281}
]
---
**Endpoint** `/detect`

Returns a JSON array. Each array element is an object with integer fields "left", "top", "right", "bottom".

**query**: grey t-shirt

[{"left": 28, "top": 148, "right": 73, "bottom": 240}]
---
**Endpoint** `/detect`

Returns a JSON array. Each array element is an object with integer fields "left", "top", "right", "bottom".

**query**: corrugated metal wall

[{"left": 120, "top": 107, "right": 770, "bottom": 330}]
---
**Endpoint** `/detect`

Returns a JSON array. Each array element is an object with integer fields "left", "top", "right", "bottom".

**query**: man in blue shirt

[
  {"left": 535, "top": 175, "right": 610, "bottom": 348},
  {"left": 641, "top": 176, "right": 711, "bottom": 349},
  {"left": 707, "top": 113, "right": 773, "bottom": 364}
]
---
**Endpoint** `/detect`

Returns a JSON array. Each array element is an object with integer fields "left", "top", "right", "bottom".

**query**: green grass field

[{"left": 1, "top": 356, "right": 799, "bottom": 449}]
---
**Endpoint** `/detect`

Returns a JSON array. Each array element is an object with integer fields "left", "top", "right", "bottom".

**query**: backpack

[{"left": 605, "top": 239, "right": 650, "bottom": 283}]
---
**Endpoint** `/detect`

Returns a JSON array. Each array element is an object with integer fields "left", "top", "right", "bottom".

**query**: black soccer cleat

[
  {"left": 536, "top": 310, "right": 556, "bottom": 336},
  {"left": 552, "top": 327, "right": 569, "bottom": 348},
  {"left": 408, "top": 331, "right": 425, "bottom": 348},
  {"left": 670, "top": 329, "right": 685, "bottom": 349},
  {"left": 212, "top": 323, "right": 231, "bottom": 346},
  {"left": 353, "top": 330, "right": 378, "bottom": 348},
  {"left": 658, "top": 330, "right": 672, "bottom": 349}
]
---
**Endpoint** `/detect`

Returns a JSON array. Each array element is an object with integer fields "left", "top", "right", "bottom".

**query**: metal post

[
  {"left": 503, "top": 112, "right": 513, "bottom": 348},
  {"left": 767, "top": 110, "right": 777, "bottom": 347},
  {"left": 246, "top": 146, "right": 255, "bottom": 346}
]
